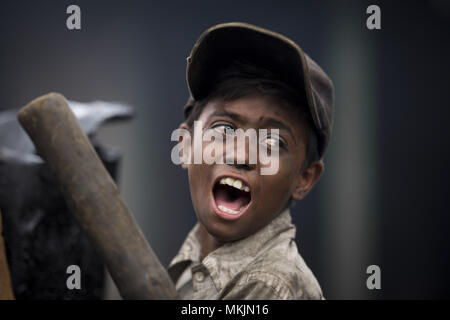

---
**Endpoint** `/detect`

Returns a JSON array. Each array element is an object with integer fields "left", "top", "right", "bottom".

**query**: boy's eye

[
  {"left": 262, "top": 137, "right": 287, "bottom": 150},
  {"left": 213, "top": 124, "right": 235, "bottom": 135},
  {"left": 265, "top": 138, "right": 278, "bottom": 147}
]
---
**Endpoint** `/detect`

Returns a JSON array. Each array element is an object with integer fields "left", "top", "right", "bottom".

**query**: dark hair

[{"left": 184, "top": 60, "right": 320, "bottom": 171}]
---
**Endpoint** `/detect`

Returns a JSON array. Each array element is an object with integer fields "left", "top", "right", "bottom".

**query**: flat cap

[{"left": 185, "top": 22, "right": 334, "bottom": 158}]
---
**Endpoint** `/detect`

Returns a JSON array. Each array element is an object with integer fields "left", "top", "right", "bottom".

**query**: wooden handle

[
  {"left": 17, "top": 93, "right": 177, "bottom": 300},
  {"left": 0, "top": 209, "right": 15, "bottom": 300}
]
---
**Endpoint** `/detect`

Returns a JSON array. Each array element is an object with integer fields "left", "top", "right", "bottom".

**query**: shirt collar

[{"left": 168, "top": 208, "right": 296, "bottom": 292}]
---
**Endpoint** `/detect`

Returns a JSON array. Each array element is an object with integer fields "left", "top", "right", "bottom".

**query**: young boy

[{"left": 168, "top": 22, "right": 334, "bottom": 300}]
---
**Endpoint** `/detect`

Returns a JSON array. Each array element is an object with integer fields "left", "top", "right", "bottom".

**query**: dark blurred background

[{"left": 0, "top": 0, "right": 448, "bottom": 299}]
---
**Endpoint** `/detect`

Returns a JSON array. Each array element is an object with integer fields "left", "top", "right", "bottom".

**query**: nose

[
  {"left": 225, "top": 161, "right": 256, "bottom": 171},
  {"left": 224, "top": 134, "right": 257, "bottom": 171}
]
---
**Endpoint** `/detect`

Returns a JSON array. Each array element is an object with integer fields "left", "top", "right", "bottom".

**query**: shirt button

[{"left": 194, "top": 271, "right": 205, "bottom": 283}]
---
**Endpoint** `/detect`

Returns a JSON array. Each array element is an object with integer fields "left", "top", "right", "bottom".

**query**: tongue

[{"left": 215, "top": 186, "right": 248, "bottom": 211}]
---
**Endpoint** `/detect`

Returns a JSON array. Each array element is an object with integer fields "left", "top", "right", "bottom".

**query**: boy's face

[{"left": 185, "top": 94, "right": 322, "bottom": 242}]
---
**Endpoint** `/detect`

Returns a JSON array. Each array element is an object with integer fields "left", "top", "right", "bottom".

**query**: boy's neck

[{"left": 198, "top": 224, "right": 226, "bottom": 260}]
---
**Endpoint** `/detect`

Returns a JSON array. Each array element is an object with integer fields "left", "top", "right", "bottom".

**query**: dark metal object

[
  {"left": 17, "top": 92, "right": 178, "bottom": 300},
  {"left": 0, "top": 99, "right": 132, "bottom": 299}
]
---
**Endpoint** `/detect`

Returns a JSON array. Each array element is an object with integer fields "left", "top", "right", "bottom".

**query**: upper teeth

[{"left": 219, "top": 177, "right": 250, "bottom": 192}]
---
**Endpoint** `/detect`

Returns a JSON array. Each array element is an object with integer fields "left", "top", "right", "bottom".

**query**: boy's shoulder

[
  {"left": 169, "top": 209, "right": 323, "bottom": 300},
  {"left": 219, "top": 214, "right": 324, "bottom": 300}
]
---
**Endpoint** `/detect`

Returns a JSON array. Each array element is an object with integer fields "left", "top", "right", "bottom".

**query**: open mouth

[{"left": 212, "top": 176, "right": 251, "bottom": 218}]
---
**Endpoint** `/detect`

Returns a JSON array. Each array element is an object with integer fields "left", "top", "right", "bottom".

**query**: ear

[
  {"left": 291, "top": 160, "right": 324, "bottom": 201},
  {"left": 179, "top": 123, "right": 190, "bottom": 170}
]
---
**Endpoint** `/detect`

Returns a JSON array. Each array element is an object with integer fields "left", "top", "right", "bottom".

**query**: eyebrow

[
  {"left": 209, "top": 109, "right": 246, "bottom": 122},
  {"left": 208, "top": 109, "right": 295, "bottom": 140},
  {"left": 259, "top": 117, "right": 295, "bottom": 141}
]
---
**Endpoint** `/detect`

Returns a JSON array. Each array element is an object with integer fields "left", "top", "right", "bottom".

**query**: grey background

[{"left": 0, "top": 0, "right": 449, "bottom": 299}]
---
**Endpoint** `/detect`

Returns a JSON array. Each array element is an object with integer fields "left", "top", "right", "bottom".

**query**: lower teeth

[{"left": 218, "top": 205, "right": 244, "bottom": 215}]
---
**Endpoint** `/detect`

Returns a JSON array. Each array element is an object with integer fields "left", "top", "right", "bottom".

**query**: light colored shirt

[{"left": 167, "top": 209, "right": 324, "bottom": 300}]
